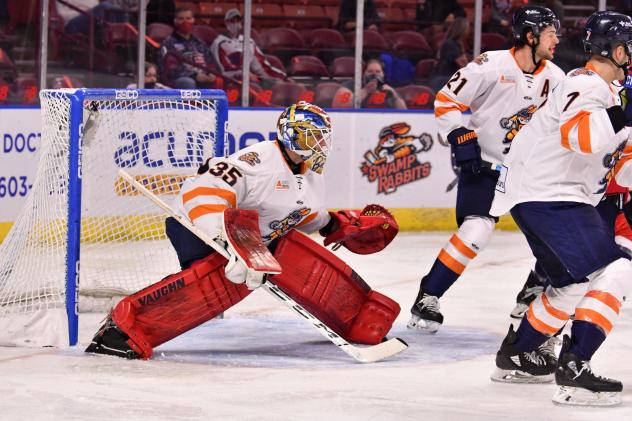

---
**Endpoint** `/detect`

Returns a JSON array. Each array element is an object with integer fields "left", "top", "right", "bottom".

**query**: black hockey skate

[
  {"left": 491, "top": 325, "right": 555, "bottom": 384},
  {"left": 510, "top": 269, "right": 545, "bottom": 319},
  {"left": 407, "top": 280, "right": 443, "bottom": 333},
  {"left": 552, "top": 335, "right": 622, "bottom": 406},
  {"left": 85, "top": 316, "right": 140, "bottom": 359}
]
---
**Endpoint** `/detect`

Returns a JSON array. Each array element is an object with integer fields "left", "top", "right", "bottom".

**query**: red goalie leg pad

[
  {"left": 111, "top": 253, "right": 252, "bottom": 359},
  {"left": 346, "top": 290, "right": 400, "bottom": 345},
  {"left": 270, "top": 229, "right": 400, "bottom": 345}
]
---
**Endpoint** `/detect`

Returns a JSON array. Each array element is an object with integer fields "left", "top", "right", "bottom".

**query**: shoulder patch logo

[
  {"left": 569, "top": 68, "right": 594, "bottom": 77},
  {"left": 499, "top": 74, "right": 516, "bottom": 84},
  {"left": 275, "top": 179, "right": 290, "bottom": 190},
  {"left": 473, "top": 53, "right": 489, "bottom": 65},
  {"left": 238, "top": 152, "right": 261, "bottom": 166}
]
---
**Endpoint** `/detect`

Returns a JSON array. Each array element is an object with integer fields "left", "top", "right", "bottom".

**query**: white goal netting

[{"left": 0, "top": 89, "right": 226, "bottom": 347}]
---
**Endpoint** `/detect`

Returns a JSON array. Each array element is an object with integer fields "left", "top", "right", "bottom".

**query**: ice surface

[{"left": 1, "top": 232, "right": 631, "bottom": 420}]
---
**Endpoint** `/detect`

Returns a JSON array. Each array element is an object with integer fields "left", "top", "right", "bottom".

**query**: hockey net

[{"left": 0, "top": 89, "right": 227, "bottom": 347}]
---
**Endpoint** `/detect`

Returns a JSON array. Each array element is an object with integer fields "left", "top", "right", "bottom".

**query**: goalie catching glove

[{"left": 320, "top": 204, "right": 398, "bottom": 254}]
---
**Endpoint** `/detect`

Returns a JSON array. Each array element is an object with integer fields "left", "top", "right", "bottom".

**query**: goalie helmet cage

[{"left": 0, "top": 89, "right": 228, "bottom": 347}]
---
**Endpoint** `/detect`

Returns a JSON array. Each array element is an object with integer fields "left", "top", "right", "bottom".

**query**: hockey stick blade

[
  {"left": 118, "top": 169, "right": 407, "bottom": 362},
  {"left": 263, "top": 282, "right": 408, "bottom": 363}
]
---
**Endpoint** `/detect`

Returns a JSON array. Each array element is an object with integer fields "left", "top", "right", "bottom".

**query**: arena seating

[
  {"left": 287, "top": 55, "right": 329, "bottom": 79},
  {"left": 415, "top": 58, "right": 437, "bottom": 81},
  {"left": 395, "top": 84, "right": 435, "bottom": 109}
]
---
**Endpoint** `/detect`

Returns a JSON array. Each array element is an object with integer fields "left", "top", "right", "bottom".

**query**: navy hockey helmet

[
  {"left": 512, "top": 5, "right": 560, "bottom": 44},
  {"left": 583, "top": 11, "right": 632, "bottom": 71}
]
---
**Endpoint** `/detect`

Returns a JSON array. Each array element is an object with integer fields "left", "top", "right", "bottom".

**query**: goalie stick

[{"left": 118, "top": 169, "right": 408, "bottom": 363}]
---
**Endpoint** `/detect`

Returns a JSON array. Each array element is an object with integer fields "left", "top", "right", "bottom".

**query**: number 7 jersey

[{"left": 434, "top": 49, "right": 565, "bottom": 164}]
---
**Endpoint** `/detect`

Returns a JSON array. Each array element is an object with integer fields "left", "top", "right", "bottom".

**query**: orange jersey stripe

[
  {"left": 614, "top": 154, "right": 632, "bottom": 176},
  {"left": 434, "top": 92, "right": 469, "bottom": 117},
  {"left": 585, "top": 290, "right": 621, "bottom": 315},
  {"left": 296, "top": 212, "right": 318, "bottom": 228},
  {"left": 449, "top": 235, "right": 477, "bottom": 259},
  {"left": 560, "top": 110, "right": 591, "bottom": 152},
  {"left": 575, "top": 308, "right": 613, "bottom": 334},
  {"left": 182, "top": 187, "right": 236, "bottom": 208},
  {"left": 541, "top": 294, "right": 571, "bottom": 321},
  {"left": 188, "top": 204, "right": 229, "bottom": 221},
  {"left": 526, "top": 306, "right": 559, "bottom": 335},
  {"left": 438, "top": 249, "right": 466, "bottom": 274}
]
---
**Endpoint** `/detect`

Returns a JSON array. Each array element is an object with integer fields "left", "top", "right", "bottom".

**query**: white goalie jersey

[
  {"left": 174, "top": 140, "right": 330, "bottom": 244},
  {"left": 434, "top": 49, "right": 565, "bottom": 164},
  {"left": 491, "top": 64, "right": 632, "bottom": 217}
]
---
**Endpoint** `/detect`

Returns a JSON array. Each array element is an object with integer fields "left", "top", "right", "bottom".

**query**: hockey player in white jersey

[
  {"left": 409, "top": 6, "right": 565, "bottom": 333},
  {"left": 85, "top": 102, "right": 400, "bottom": 359},
  {"left": 490, "top": 12, "right": 632, "bottom": 406}
]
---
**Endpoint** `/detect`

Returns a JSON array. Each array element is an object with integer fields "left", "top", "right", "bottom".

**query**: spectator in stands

[
  {"left": 65, "top": 0, "right": 136, "bottom": 35},
  {"left": 159, "top": 7, "right": 218, "bottom": 89},
  {"left": 126, "top": 62, "right": 170, "bottom": 89},
  {"left": 490, "top": 0, "right": 512, "bottom": 33},
  {"left": 338, "top": 0, "right": 379, "bottom": 32},
  {"left": 147, "top": 0, "right": 175, "bottom": 26},
  {"left": 333, "top": 59, "right": 406, "bottom": 109},
  {"left": 416, "top": 0, "right": 466, "bottom": 29},
  {"left": 429, "top": 17, "right": 469, "bottom": 92},
  {"left": 210, "top": 9, "right": 286, "bottom": 88}
]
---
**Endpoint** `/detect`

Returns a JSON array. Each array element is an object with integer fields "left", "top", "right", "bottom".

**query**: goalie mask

[{"left": 277, "top": 101, "right": 332, "bottom": 174}]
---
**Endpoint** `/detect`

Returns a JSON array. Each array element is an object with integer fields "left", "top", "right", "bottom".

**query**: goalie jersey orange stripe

[
  {"left": 188, "top": 204, "right": 229, "bottom": 221},
  {"left": 182, "top": 187, "right": 237, "bottom": 208}
]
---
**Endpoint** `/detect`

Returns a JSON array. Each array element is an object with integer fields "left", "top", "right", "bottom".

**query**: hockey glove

[
  {"left": 447, "top": 127, "right": 481, "bottom": 174},
  {"left": 319, "top": 204, "right": 398, "bottom": 255},
  {"left": 224, "top": 252, "right": 264, "bottom": 290}
]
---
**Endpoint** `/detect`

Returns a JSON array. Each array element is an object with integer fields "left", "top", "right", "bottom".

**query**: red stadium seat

[
  {"left": 395, "top": 84, "right": 435, "bottom": 109},
  {"left": 288, "top": 55, "right": 329, "bottom": 78},
  {"left": 304, "top": 28, "right": 347, "bottom": 50},
  {"left": 260, "top": 28, "right": 306, "bottom": 50},
  {"left": 330, "top": 56, "right": 356, "bottom": 78},
  {"left": 481, "top": 32, "right": 508, "bottom": 52},
  {"left": 376, "top": 7, "right": 413, "bottom": 31},
  {"left": 283, "top": 5, "right": 331, "bottom": 29},
  {"left": 197, "top": 3, "right": 238, "bottom": 26},
  {"left": 14, "top": 74, "right": 39, "bottom": 104},
  {"left": 147, "top": 23, "right": 173, "bottom": 45},
  {"left": 192, "top": 25, "right": 218, "bottom": 46},
  {"left": 252, "top": 4, "right": 284, "bottom": 28},
  {"left": 346, "top": 30, "right": 389, "bottom": 52},
  {"left": 324, "top": 6, "right": 340, "bottom": 28},
  {"left": 303, "top": 28, "right": 350, "bottom": 64},
  {"left": 259, "top": 28, "right": 308, "bottom": 61},
  {"left": 313, "top": 82, "right": 343, "bottom": 108},
  {"left": 415, "top": 58, "right": 437, "bottom": 80},
  {"left": 270, "top": 81, "right": 307, "bottom": 107},
  {"left": 264, "top": 54, "right": 286, "bottom": 74},
  {"left": 388, "top": 31, "right": 432, "bottom": 59}
]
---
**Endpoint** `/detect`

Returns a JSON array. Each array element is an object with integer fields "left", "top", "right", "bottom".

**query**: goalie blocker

[{"left": 86, "top": 208, "right": 400, "bottom": 359}]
